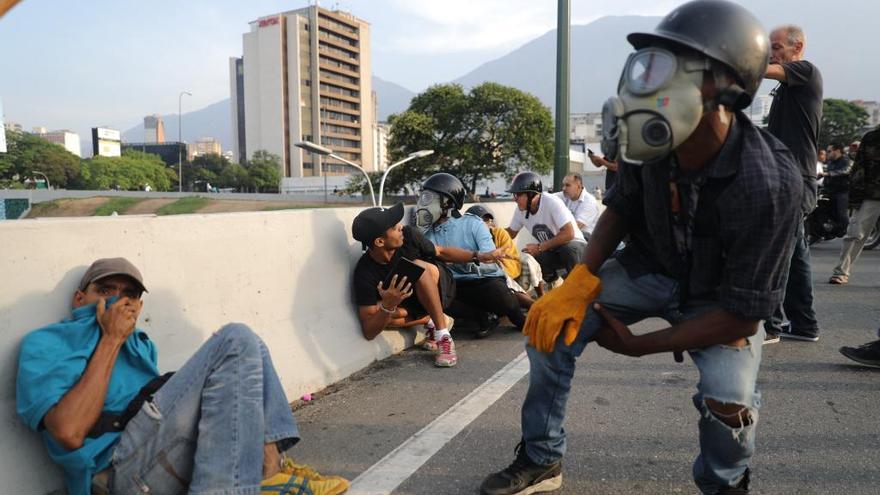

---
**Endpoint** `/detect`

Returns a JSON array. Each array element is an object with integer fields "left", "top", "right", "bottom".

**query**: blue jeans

[
  {"left": 765, "top": 219, "right": 819, "bottom": 334},
  {"left": 109, "top": 324, "right": 300, "bottom": 495},
  {"left": 521, "top": 259, "right": 763, "bottom": 494}
]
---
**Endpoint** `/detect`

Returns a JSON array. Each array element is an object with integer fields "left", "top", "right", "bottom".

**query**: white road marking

[{"left": 347, "top": 351, "right": 531, "bottom": 495}]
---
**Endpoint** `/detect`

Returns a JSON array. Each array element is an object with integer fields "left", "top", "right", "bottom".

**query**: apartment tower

[{"left": 230, "top": 5, "right": 374, "bottom": 180}]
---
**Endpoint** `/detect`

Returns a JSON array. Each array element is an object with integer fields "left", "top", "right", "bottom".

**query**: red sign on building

[{"left": 259, "top": 17, "right": 279, "bottom": 28}]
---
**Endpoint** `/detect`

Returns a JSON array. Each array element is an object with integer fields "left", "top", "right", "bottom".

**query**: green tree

[
  {"left": 820, "top": 99, "right": 869, "bottom": 148},
  {"left": 0, "top": 130, "right": 81, "bottom": 188},
  {"left": 245, "top": 150, "right": 282, "bottom": 193},
  {"left": 372, "top": 82, "right": 553, "bottom": 196},
  {"left": 76, "top": 150, "right": 173, "bottom": 191}
]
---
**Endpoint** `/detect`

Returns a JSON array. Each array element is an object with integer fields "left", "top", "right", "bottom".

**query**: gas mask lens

[{"left": 625, "top": 48, "right": 677, "bottom": 95}]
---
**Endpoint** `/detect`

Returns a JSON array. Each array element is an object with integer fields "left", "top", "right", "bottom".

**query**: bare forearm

[
  {"left": 435, "top": 245, "right": 474, "bottom": 263},
  {"left": 765, "top": 63, "right": 787, "bottom": 82},
  {"left": 631, "top": 309, "right": 758, "bottom": 356},
  {"left": 540, "top": 228, "right": 574, "bottom": 251},
  {"left": 360, "top": 307, "right": 397, "bottom": 340},
  {"left": 582, "top": 209, "right": 629, "bottom": 273},
  {"left": 44, "top": 336, "right": 123, "bottom": 450}
]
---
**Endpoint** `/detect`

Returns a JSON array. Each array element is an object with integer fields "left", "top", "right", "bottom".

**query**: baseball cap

[
  {"left": 78, "top": 257, "right": 148, "bottom": 293},
  {"left": 352, "top": 202, "right": 405, "bottom": 250}
]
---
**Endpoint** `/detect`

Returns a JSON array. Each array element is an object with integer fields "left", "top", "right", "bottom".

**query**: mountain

[
  {"left": 121, "top": 76, "right": 414, "bottom": 150},
  {"left": 122, "top": 98, "right": 232, "bottom": 151},
  {"left": 453, "top": 15, "right": 661, "bottom": 113},
  {"left": 373, "top": 76, "right": 416, "bottom": 121}
]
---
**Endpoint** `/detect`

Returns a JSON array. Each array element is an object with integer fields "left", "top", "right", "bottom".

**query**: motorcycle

[{"left": 806, "top": 187, "right": 880, "bottom": 249}]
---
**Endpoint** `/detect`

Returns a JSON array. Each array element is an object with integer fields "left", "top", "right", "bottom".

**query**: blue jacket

[{"left": 17, "top": 300, "right": 159, "bottom": 495}]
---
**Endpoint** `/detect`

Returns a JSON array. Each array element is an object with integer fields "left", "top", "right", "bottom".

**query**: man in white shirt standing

[
  {"left": 555, "top": 172, "right": 601, "bottom": 240},
  {"left": 506, "top": 171, "right": 588, "bottom": 283}
]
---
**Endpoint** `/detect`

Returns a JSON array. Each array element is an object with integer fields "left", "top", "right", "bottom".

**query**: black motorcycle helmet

[
  {"left": 507, "top": 172, "right": 543, "bottom": 219},
  {"left": 507, "top": 172, "right": 543, "bottom": 194},
  {"left": 626, "top": 0, "right": 769, "bottom": 110},
  {"left": 422, "top": 172, "right": 466, "bottom": 217},
  {"left": 465, "top": 204, "right": 494, "bottom": 221}
]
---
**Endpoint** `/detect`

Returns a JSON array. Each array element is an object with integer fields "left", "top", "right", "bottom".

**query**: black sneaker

[
  {"left": 480, "top": 442, "right": 562, "bottom": 495},
  {"left": 779, "top": 327, "right": 819, "bottom": 342},
  {"left": 840, "top": 340, "right": 880, "bottom": 368},
  {"left": 763, "top": 332, "right": 780, "bottom": 345},
  {"left": 715, "top": 468, "right": 750, "bottom": 494},
  {"left": 474, "top": 313, "right": 500, "bottom": 339}
]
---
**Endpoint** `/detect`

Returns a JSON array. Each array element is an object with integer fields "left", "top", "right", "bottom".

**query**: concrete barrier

[{"left": 0, "top": 201, "right": 533, "bottom": 493}]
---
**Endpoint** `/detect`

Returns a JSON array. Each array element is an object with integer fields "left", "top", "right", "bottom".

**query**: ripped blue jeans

[
  {"left": 521, "top": 258, "right": 763, "bottom": 494},
  {"left": 109, "top": 324, "right": 300, "bottom": 495}
]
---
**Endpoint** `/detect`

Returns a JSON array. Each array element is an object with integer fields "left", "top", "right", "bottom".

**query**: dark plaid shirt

[{"left": 604, "top": 112, "right": 802, "bottom": 320}]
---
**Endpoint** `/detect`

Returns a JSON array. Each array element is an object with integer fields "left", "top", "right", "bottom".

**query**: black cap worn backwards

[{"left": 351, "top": 202, "right": 405, "bottom": 250}]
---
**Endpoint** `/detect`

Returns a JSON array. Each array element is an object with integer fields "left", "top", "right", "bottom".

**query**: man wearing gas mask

[
  {"left": 416, "top": 173, "right": 527, "bottom": 338},
  {"left": 481, "top": 2, "right": 802, "bottom": 495}
]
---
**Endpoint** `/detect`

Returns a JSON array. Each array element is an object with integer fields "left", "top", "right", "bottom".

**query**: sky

[{"left": 0, "top": 0, "right": 875, "bottom": 143}]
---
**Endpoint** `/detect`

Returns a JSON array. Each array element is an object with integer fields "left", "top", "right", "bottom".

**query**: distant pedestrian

[
  {"left": 763, "top": 23, "right": 823, "bottom": 343},
  {"left": 829, "top": 126, "right": 880, "bottom": 284},
  {"left": 555, "top": 172, "right": 601, "bottom": 240}
]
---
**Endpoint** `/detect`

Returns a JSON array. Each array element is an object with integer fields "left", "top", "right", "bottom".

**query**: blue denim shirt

[
  {"left": 17, "top": 299, "right": 159, "bottom": 495},
  {"left": 604, "top": 112, "right": 802, "bottom": 320},
  {"left": 424, "top": 214, "right": 505, "bottom": 280}
]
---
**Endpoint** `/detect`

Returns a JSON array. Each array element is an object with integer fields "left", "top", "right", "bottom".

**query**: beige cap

[{"left": 78, "top": 257, "right": 147, "bottom": 293}]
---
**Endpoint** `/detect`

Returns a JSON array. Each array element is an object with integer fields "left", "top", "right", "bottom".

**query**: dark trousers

[
  {"left": 830, "top": 191, "right": 850, "bottom": 236},
  {"left": 765, "top": 220, "right": 819, "bottom": 334},
  {"left": 447, "top": 276, "right": 526, "bottom": 329},
  {"left": 535, "top": 241, "right": 587, "bottom": 282}
]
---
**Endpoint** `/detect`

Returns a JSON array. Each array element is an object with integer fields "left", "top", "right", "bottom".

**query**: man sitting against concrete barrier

[
  {"left": 416, "top": 173, "right": 527, "bottom": 339},
  {"left": 466, "top": 204, "right": 544, "bottom": 309},
  {"left": 352, "top": 202, "right": 506, "bottom": 367},
  {"left": 506, "top": 171, "right": 588, "bottom": 284},
  {"left": 16, "top": 257, "right": 348, "bottom": 495}
]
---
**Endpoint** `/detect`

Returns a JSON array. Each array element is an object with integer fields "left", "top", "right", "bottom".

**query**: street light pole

[
  {"left": 379, "top": 150, "right": 434, "bottom": 206},
  {"left": 32, "top": 170, "right": 50, "bottom": 189},
  {"left": 295, "top": 141, "right": 377, "bottom": 206},
  {"left": 178, "top": 91, "right": 192, "bottom": 192}
]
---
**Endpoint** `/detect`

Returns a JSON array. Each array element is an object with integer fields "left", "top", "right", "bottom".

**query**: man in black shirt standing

[{"left": 764, "top": 24, "right": 823, "bottom": 343}]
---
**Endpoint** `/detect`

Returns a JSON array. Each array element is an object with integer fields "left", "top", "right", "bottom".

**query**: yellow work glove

[{"left": 523, "top": 264, "right": 602, "bottom": 352}]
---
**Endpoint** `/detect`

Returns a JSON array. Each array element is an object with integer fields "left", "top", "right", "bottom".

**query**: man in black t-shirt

[
  {"left": 763, "top": 24, "right": 823, "bottom": 343},
  {"left": 351, "top": 202, "right": 505, "bottom": 368}
]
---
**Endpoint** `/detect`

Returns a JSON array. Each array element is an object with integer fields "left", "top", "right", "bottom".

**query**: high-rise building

[
  {"left": 852, "top": 100, "right": 880, "bottom": 129},
  {"left": 144, "top": 114, "right": 166, "bottom": 143},
  {"left": 189, "top": 137, "right": 222, "bottom": 160},
  {"left": 36, "top": 129, "right": 82, "bottom": 157},
  {"left": 230, "top": 5, "right": 374, "bottom": 183},
  {"left": 373, "top": 121, "right": 389, "bottom": 171},
  {"left": 744, "top": 94, "right": 772, "bottom": 127}
]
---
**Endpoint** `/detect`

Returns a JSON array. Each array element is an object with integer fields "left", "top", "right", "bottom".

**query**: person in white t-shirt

[
  {"left": 505, "top": 171, "right": 587, "bottom": 283},
  {"left": 554, "top": 172, "right": 601, "bottom": 240}
]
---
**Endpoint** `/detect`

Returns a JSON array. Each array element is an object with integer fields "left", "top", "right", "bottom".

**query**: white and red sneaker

[
  {"left": 435, "top": 335, "right": 458, "bottom": 367},
  {"left": 421, "top": 324, "right": 439, "bottom": 352}
]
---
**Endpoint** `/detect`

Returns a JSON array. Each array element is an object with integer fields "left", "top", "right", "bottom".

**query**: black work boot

[
  {"left": 480, "top": 442, "right": 562, "bottom": 495},
  {"left": 715, "top": 468, "right": 750, "bottom": 494}
]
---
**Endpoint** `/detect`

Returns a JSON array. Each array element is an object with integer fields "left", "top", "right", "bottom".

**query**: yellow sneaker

[
  {"left": 260, "top": 459, "right": 349, "bottom": 494},
  {"left": 261, "top": 471, "right": 349, "bottom": 495}
]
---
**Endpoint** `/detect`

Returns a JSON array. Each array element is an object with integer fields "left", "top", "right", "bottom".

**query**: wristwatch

[{"left": 471, "top": 250, "right": 480, "bottom": 265}]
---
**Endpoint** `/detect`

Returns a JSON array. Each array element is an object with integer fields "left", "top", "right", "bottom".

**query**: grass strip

[
  {"left": 156, "top": 196, "right": 211, "bottom": 216},
  {"left": 94, "top": 197, "right": 145, "bottom": 216}
]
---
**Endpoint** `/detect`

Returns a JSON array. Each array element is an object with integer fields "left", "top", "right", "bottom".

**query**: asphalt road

[{"left": 290, "top": 240, "right": 879, "bottom": 494}]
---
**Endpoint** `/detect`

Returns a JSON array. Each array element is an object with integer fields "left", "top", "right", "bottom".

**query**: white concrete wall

[{"left": 0, "top": 202, "right": 525, "bottom": 494}]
